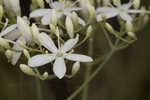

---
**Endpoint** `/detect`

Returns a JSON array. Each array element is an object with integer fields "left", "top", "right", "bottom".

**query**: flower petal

[
  {"left": 30, "top": 9, "right": 51, "bottom": 18},
  {"left": 119, "top": 13, "right": 132, "bottom": 21},
  {"left": 4, "top": 29, "right": 21, "bottom": 41},
  {"left": 41, "top": 13, "right": 51, "bottom": 25},
  {"left": 39, "top": 33, "right": 58, "bottom": 53},
  {"left": 53, "top": 57, "right": 66, "bottom": 79},
  {"left": 0, "top": 24, "right": 17, "bottom": 36},
  {"left": 78, "top": 17, "right": 86, "bottom": 26},
  {"left": 122, "top": 0, "right": 133, "bottom": 9},
  {"left": 65, "top": 54, "right": 93, "bottom": 62},
  {"left": 128, "top": 9, "right": 150, "bottom": 14},
  {"left": 11, "top": 37, "right": 26, "bottom": 65},
  {"left": 61, "top": 36, "right": 79, "bottom": 53},
  {"left": 28, "top": 54, "right": 56, "bottom": 67}
]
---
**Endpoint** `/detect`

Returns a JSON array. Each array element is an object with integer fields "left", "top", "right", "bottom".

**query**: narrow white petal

[
  {"left": 41, "top": 14, "right": 51, "bottom": 25},
  {"left": 30, "top": 9, "right": 51, "bottom": 18},
  {"left": 4, "top": 29, "right": 21, "bottom": 41},
  {"left": 53, "top": 57, "right": 66, "bottom": 79},
  {"left": 61, "top": 36, "right": 79, "bottom": 53},
  {"left": 0, "top": 24, "right": 17, "bottom": 36},
  {"left": 65, "top": 54, "right": 93, "bottom": 62},
  {"left": 17, "top": 16, "right": 32, "bottom": 42},
  {"left": 96, "top": 7, "right": 117, "bottom": 13},
  {"left": 11, "top": 37, "right": 26, "bottom": 65},
  {"left": 78, "top": 17, "right": 86, "bottom": 26},
  {"left": 119, "top": 13, "right": 132, "bottom": 21},
  {"left": 39, "top": 33, "right": 58, "bottom": 53},
  {"left": 122, "top": 1, "right": 133, "bottom": 9},
  {"left": 128, "top": 9, "right": 150, "bottom": 14},
  {"left": 96, "top": 11, "right": 119, "bottom": 22},
  {"left": 50, "top": 2, "right": 65, "bottom": 10},
  {"left": 28, "top": 54, "right": 56, "bottom": 67}
]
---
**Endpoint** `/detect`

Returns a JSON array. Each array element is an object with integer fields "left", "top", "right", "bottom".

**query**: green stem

[
  {"left": 82, "top": 37, "right": 94, "bottom": 100},
  {"left": 67, "top": 50, "right": 115, "bottom": 100},
  {"left": 35, "top": 78, "right": 43, "bottom": 100}
]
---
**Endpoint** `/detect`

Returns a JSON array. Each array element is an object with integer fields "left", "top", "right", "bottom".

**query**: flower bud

[
  {"left": 0, "top": 37, "right": 10, "bottom": 48},
  {"left": 71, "top": 12, "right": 78, "bottom": 25},
  {"left": 23, "top": 49, "right": 30, "bottom": 59},
  {"left": 72, "top": 62, "right": 80, "bottom": 76},
  {"left": 18, "top": 40, "right": 26, "bottom": 48},
  {"left": 86, "top": 25, "right": 93, "bottom": 37},
  {"left": 50, "top": 9, "right": 57, "bottom": 26},
  {"left": 0, "top": 5, "right": 3, "bottom": 21},
  {"left": 65, "top": 16, "right": 74, "bottom": 38},
  {"left": 17, "top": 16, "right": 32, "bottom": 42},
  {"left": 5, "top": 50, "right": 13, "bottom": 60},
  {"left": 49, "top": 24, "right": 56, "bottom": 33},
  {"left": 103, "top": 0, "right": 110, "bottom": 6},
  {"left": 37, "top": 0, "right": 44, "bottom": 8},
  {"left": 133, "top": 0, "right": 140, "bottom": 9},
  {"left": 126, "top": 21, "right": 133, "bottom": 32},
  {"left": 31, "top": 24, "right": 40, "bottom": 42},
  {"left": 113, "top": 0, "right": 120, "bottom": 6},
  {"left": 105, "top": 23, "right": 115, "bottom": 33},
  {"left": 127, "top": 32, "right": 137, "bottom": 40},
  {"left": 45, "top": 0, "right": 50, "bottom": 4},
  {"left": 143, "top": 15, "right": 149, "bottom": 26},
  {"left": 20, "top": 64, "right": 35, "bottom": 76},
  {"left": 87, "top": 4, "right": 96, "bottom": 19},
  {"left": 42, "top": 72, "right": 48, "bottom": 80}
]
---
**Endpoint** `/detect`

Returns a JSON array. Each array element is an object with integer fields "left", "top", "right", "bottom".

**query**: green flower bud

[
  {"left": 65, "top": 16, "right": 74, "bottom": 38},
  {"left": 23, "top": 49, "right": 30, "bottom": 59},
  {"left": 20, "top": 64, "right": 35, "bottom": 76},
  {"left": 0, "top": 37, "right": 10, "bottom": 48},
  {"left": 72, "top": 62, "right": 80, "bottom": 76}
]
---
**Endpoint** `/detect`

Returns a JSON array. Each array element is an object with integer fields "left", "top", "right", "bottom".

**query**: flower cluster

[{"left": 0, "top": 0, "right": 149, "bottom": 80}]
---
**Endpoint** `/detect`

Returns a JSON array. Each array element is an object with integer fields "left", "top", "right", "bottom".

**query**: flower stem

[
  {"left": 67, "top": 50, "right": 115, "bottom": 100},
  {"left": 82, "top": 37, "right": 94, "bottom": 100},
  {"left": 35, "top": 78, "right": 43, "bottom": 100}
]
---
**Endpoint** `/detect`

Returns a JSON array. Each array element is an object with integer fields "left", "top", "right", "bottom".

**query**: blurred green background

[{"left": 0, "top": 0, "right": 150, "bottom": 100}]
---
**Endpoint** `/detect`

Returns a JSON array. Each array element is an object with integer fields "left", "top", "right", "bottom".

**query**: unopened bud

[
  {"left": 86, "top": 25, "right": 93, "bottom": 37},
  {"left": 49, "top": 24, "right": 56, "bottom": 33},
  {"left": 113, "top": 0, "right": 121, "bottom": 6},
  {"left": 50, "top": 9, "right": 57, "bottom": 26},
  {"left": 143, "top": 15, "right": 149, "bottom": 25},
  {"left": 20, "top": 64, "right": 35, "bottom": 76},
  {"left": 0, "top": 37, "right": 10, "bottom": 48},
  {"left": 103, "top": 0, "right": 110, "bottom": 6},
  {"left": 18, "top": 40, "right": 26, "bottom": 48},
  {"left": 0, "top": 5, "right": 3, "bottom": 20},
  {"left": 87, "top": 4, "right": 96, "bottom": 19},
  {"left": 42, "top": 72, "right": 48, "bottom": 80},
  {"left": 105, "top": 23, "right": 115, "bottom": 33},
  {"left": 72, "top": 62, "right": 80, "bottom": 76},
  {"left": 71, "top": 12, "right": 78, "bottom": 25},
  {"left": 133, "top": 0, "right": 140, "bottom": 9},
  {"left": 23, "top": 49, "right": 30, "bottom": 59},
  {"left": 65, "top": 16, "right": 74, "bottom": 38},
  {"left": 45, "top": 0, "right": 50, "bottom": 3},
  {"left": 5, "top": 50, "right": 13, "bottom": 60},
  {"left": 37, "top": 0, "right": 44, "bottom": 8},
  {"left": 127, "top": 32, "right": 137, "bottom": 40},
  {"left": 31, "top": 24, "right": 40, "bottom": 42},
  {"left": 126, "top": 21, "right": 133, "bottom": 32}
]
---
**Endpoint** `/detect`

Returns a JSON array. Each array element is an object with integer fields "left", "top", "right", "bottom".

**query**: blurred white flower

[
  {"left": 28, "top": 32, "right": 93, "bottom": 79},
  {"left": 96, "top": 0, "right": 150, "bottom": 21},
  {"left": 30, "top": 0, "right": 85, "bottom": 25},
  {"left": 0, "top": 17, "right": 32, "bottom": 65},
  {"left": 3, "top": 0, "right": 21, "bottom": 15}
]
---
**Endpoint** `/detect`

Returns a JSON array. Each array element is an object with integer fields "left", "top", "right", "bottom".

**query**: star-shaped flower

[
  {"left": 96, "top": 0, "right": 150, "bottom": 21},
  {"left": 30, "top": 0, "right": 85, "bottom": 25},
  {"left": 28, "top": 33, "right": 93, "bottom": 79}
]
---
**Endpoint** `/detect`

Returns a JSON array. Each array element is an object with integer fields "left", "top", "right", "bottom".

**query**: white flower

[
  {"left": 0, "top": 17, "right": 32, "bottom": 65},
  {"left": 30, "top": 0, "right": 85, "bottom": 25},
  {"left": 28, "top": 33, "right": 93, "bottom": 79},
  {"left": 96, "top": 0, "right": 150, "bottom": 21},
  {"left": 3, "top": 0, "right": 21, "bottom": 15}
]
